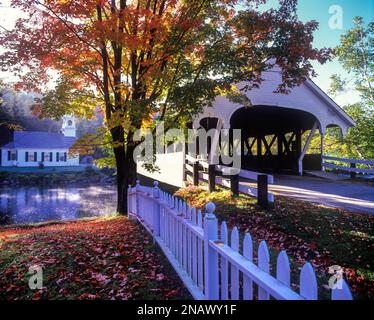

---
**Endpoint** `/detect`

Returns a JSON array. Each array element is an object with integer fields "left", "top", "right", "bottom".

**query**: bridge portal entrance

[{"left": 229, "top": 106, "right": 322, "bottom": 174}]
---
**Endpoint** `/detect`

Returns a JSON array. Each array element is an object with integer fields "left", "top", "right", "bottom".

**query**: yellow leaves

[
  {"left": 215, "top": 84, "right": 240, "bottom": 96},
  {"left": 214, "top": 84, "right": 252, "bottom": 107},
  {"left": 0, "top": 122, "right": 24, "bottom": 131},
  {"left": 56, "top": 0, "right": 70, "bottom": 4},
  {"left": 105, "top": 110, "right": 132, "bottom": 133},
  {"left": 69, "top": 134, "right": 101, "bottom": 156},
  {"left": 141, "top": 113, "right": 156, "bottom": 129}
]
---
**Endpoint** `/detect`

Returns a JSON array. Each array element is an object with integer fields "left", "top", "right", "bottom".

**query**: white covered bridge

[
  {"left": 192, "top": 67, "right": 355, "bottom": 176},
  {"left": 138, "top": 68, "right": 374, "bottom": 213}
]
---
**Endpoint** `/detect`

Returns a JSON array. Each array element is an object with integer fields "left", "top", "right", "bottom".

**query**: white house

[{"left": 0, "top": 115, "right": 80, "bottom": 167}]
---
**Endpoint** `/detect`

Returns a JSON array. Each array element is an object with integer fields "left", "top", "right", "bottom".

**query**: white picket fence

[{"left": 128, "top": 180, "right": 353, "bottom": 300}]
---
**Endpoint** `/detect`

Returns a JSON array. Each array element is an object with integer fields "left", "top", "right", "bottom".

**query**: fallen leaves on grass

[{"left": 0, "top": 217, "right": 190, "bottom": 300}]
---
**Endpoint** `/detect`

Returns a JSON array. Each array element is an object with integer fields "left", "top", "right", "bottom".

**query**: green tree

[
  {"left": 341, "top": 103, "right": 374, "bottom": 159},
  {"left": 328, "top": 17, "right": 374, "bottom": 159}
]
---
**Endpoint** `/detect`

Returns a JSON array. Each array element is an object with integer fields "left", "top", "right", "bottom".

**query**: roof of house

[{"left": 1, "top": 131, "right": 76, "bottom": 149}]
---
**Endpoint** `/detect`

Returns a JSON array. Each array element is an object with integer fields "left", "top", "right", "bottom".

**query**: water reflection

[{"left": 0, "top": 184, "right": 117, "bottom": 225}]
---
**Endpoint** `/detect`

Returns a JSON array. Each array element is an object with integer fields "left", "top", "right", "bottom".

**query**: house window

[
  {"left": 7, "top": 150, "right": 17, "bottom": 161},
  {"left": 42, "top": 152, "right": 52, "bottom": 162},
  {"left": 25, "top": 152, "right": 37, "bottom": 162},
  {"left": 56, "top": 152, "right": 66, "bottom": 162}
]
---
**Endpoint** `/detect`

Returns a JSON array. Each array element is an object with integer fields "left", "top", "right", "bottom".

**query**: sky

[
  {"left": 0, "top": 0, "right": 373, "bottom": 106},
  {"left": 258, "top": 0, "right": 374, "bottom": 105}
]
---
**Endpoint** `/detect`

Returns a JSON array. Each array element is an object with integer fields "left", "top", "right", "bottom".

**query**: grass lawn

[
  {"left": 175, "top": 186, "right": 374, "bottom": 300},
  {"left": 0, "top": 217, "right": 191, "bottom": 300}
]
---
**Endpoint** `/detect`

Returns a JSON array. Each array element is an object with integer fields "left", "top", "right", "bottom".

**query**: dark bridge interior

[
  {"left": 230, "top": 106, "right": 317, "bottom": 136},
  {"left": 191, "top": 106, "right": 323, "bottom": 174},
  {"left": 229, "top": 106, "right": 322, "bottom": 174}
]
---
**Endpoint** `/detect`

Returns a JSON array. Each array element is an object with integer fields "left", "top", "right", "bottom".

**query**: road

[{"left": 241, "top": 174, "right": 374, "bottom": 214}]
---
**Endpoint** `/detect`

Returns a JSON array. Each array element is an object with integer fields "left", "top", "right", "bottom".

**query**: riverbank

[
  {"left": 0, "top": 216, "right": 190, "bottom": 300},
  {"left": 0, "top": 167, "right": 115, "bottom": 186}
]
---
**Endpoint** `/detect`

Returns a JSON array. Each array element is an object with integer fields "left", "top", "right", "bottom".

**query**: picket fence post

[
  {"left": 127, "top": 184, "right": 131, "bottom": 214},
  {"left": 332, "top": 279, "right": 353, "bottom": 300},
  {"left": 152, "top": 181, "right": 160, "bottom": 236},
  {"left": 276, "top": 251, "right": 291, "bottom": 287},
  {"left": 128, "top": 184, "right": 138, "bottom": 221},
  {"left": 135, "top": 180, "right": 140, "bottom": 216},
  {"left": 204, "top": 202, "right": 219, "bottom": 300},
  {"left": 231, "top": 227, "right": 240, "bottom": 300},
  {"left": 220, "top": 222, "right": 229, "bottom": 300},
  {"left": 243, "top": 233, "right": 253, "bottom": 300},
  {"left": 300, "top": 263, "right": 318, "bottom": 300},
  {"left": 258, "top": 240, "right": 270, "bottom": 300}
]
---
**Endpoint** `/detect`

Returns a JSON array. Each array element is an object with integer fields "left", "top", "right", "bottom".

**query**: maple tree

[{"left": 0, "top": 0, "right": 330, "bottom": 213}]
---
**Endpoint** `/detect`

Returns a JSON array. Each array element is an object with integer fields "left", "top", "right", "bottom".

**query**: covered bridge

[{"left": 191, "top": 67, "right": 355, "bottom": 175}]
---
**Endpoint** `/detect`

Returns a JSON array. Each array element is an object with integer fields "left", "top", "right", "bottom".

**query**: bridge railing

[
  {"left": 322, "top": 156, "right": 374, "bottom": 178},
  {"left": 128, "top": 180, "right": 353, "bottom": 301},
  {"left": 184, "top": 154, "right": 274, "bottom": 207}
]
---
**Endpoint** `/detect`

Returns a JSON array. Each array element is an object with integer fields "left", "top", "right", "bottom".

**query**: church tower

[{"left": 61, "top": 115, "right": 76, "bottom": 137}]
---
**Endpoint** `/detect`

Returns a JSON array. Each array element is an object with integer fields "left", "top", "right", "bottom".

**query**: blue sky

[
  {"left": 0, "top": 0, "right": 373, "bottom": 105},
  {"left": 260, "top": 0, "right": 374, "bottom": 104}
]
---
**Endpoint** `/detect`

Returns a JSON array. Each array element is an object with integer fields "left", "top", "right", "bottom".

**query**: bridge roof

[{"left": 194, "top": 69, "right": 355, "bottom": 136}]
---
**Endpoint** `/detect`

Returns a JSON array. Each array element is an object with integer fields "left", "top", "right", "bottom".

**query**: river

[{"left": 0, "top": 184, "right": 117, "bottom": 225}]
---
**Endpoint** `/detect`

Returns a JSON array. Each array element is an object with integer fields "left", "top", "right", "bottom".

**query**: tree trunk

[
  {"left": 116, "top": 146, "right": 137, "bottom": 214},
  {"left": 111, "top": 127, "right": 137, "bottom": 215}
]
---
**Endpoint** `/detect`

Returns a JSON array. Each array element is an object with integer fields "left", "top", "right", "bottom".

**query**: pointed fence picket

[
  {"left": 243, "top": 233, "right": 253, "bottom": 300},
  {"left": 220, "top": 222, "right": 229, "bottom": 300},
  {"left": 332, "top": 280, "right": 353, "bottom": 300},
  {"left": 277, "top": 251, "right": 291, "bottom": 288},
  {"left": 230, "top": 227, "right": 240, "bottom": 300},
  {"left": 128, "top": 180, "right": 353, "bottom": 301},
  {"left": 197, "top": 208, "right": 204, "bottom": 291},
  {"left": 300, "top": 263, "right": 318, "bottom": 300},
  {"left": 258, "top": 241, "right": 270, "bottom": 300}
]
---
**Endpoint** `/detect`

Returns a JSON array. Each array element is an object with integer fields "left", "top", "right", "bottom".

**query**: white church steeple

[{"left": 62, "top": 115, "right": 76, "bottom": 137}]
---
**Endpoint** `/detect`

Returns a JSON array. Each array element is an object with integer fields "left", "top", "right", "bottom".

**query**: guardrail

[
  {"left": 128, "top": 180, "right": 353, "bottom": 301},
  {"left": 322, "top": 156, "right": 374, "bottom": 178}
]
